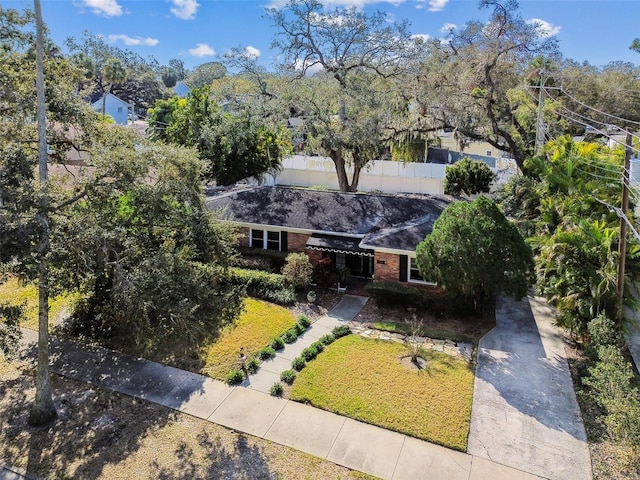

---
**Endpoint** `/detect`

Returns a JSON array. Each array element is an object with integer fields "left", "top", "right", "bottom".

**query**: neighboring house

[
  {"left": 174, "top": 81, "right": 191, "bottom": 98},
  {"left": 90, "top": 93, "right": 134, "bottom": 125},
  {"left": 206, "top": 185, "right": 456, "bottom": 288}
]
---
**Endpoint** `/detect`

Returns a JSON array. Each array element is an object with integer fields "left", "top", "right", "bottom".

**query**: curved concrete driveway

[{"left": 468, "top": 296, "right": 592, "bottom": 480}]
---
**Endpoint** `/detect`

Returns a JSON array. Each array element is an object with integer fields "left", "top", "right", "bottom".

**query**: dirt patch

[
  {"left": 352, "top": 299, "right": 495, "bottom": 344},
  {"left": 399, "top": 355, "right": 428, "bottom": 371}
]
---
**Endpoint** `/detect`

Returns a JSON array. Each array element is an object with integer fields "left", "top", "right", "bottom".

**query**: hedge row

[
  {"left": 364, "top": 281, "right": 430, "bottom": 309},
  {"left": 223, "top": 267, "right": 295, "bottom": 305}
]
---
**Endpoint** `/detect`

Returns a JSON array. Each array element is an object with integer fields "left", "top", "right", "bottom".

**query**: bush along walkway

[{"left": 242, "top": 295, "right": 368, "bottom": 394}]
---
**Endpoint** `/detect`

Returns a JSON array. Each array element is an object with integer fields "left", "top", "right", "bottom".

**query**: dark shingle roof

[{"left": 206, "top": 186, "right": 456, "bottom": 251}]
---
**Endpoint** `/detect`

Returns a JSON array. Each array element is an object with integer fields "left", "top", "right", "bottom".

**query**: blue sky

[{"left": 7, "top": 0, "right": 640, "bottom": 71}]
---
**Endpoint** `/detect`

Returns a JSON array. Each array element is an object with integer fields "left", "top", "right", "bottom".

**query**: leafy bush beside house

[{"left": 416, "top": 196, "right": 533, "bottom": 312}]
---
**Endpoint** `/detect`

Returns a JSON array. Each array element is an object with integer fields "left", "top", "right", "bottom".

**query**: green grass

[
  {"left": 202, "top": 298, "right": 297, "bottom": 380},
  {"left": 0, "top": 278, "right": 79, "bottom": 330},
  {"left": 290, "top": 335, "right": 474, "bottom": 451},
  {"left": 371, "top": 320, "right": 475, "bottom": 345}
]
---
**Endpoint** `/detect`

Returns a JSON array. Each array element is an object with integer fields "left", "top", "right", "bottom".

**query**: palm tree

[{"left": 101, "top": 57, "right": 126, "bottom": 115}]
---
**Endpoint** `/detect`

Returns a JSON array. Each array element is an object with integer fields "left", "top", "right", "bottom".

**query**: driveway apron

[{"left": 468, "top": 295, "right": 592, "bottom": 480}]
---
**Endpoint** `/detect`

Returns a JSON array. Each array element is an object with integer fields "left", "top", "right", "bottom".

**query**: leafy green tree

[
  {"left": 67, "top": 30, "right": 162, "bottom": 109},
  {"left": 100, "top": 57, "right": 127, "bottom": 114},
  {"left": 416, "top": 196, "right": 533, "bottom": 310},
  {"left": 414, "top": 0, "right": 559, "bottom": 171},
  {"left": 444, "top": 158, "right": 496, "bottom": 196},
  {"left": 52, "top": 132, "right": 244, "bottom": 347},
  {"left": 267, "top": 0, "right": 415, "bottom": 191},
  {"left": 149, "top": 86, "right": 291, "bottom": 185},
  {"left": 187, "top": 61, "right": 227, "bottom": 88}
]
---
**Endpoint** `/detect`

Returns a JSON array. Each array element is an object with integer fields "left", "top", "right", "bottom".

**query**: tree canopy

[
  {"left": 416, "top": 196, "right": 533, "bottom": 310},
  {"left": 444, "top": 158, "right": 496, "bottom": 196},
  {"left": 148, "top": 86, "right": 291, "bottom": 185},
  {"left": 266, "top": 0, "right": 416, "bottom": 192}
]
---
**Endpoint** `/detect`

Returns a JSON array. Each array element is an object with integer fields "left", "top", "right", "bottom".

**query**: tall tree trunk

[
  {"left": 330, "top": 148, "right": 359, "bottom": 192},
  {"left": 29, "top": 0, "right": 56, "bottom": 427}
]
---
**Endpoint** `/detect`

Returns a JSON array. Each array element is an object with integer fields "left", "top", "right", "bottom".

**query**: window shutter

[
  {"left": 281, "top": 231, "right": 288, "bottom": 252},
  {"left": 399, "top": 255, "right": 408, "bottom": 282}
]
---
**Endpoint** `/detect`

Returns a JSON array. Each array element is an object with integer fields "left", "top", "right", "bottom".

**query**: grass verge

[
  {"left": 0, "top": 278, "right": 79, "bottom": 330},
  {"left": 0, "top": 357, "right": 375, "bottom": 480},
  {"left": 202, "top": 298, "right": 297, "bottom": 380},
  {"left": 290, "top": 335, "right": 473, "bottom": 451}
]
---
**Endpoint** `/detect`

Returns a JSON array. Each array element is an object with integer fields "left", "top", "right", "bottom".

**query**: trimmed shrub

[
  {"left": 319, "top": 333, "right": 335, "bottom": 345},
  {"left": 223, "top": 267, "right": 295, "bottom": 305},
  {"left": 270, "top": 336, "right": 285, "bottom": 350},
  {"left": 332, "top": 324, "right": 351, "bottom": 339},
  {"left": 246, "top": 357, "right": 260, "bottom": 374},
  {"left": 270, "top": 382, "right": 284, "bottom": 397},
  {"left": 280, "top": 369, "right": 297, "bottom": 385},
  {"left": 301, "top": 346, "right": 318, "bottom": 362},
  {"left": 226, "top": 369, "right": 245, "bottom": 385},
  {"left": 282, "top": 253, "right": 314, "bottom": 289},
  {"left": 297, "top": 314, "right": 311, "bottom": 328},
  {"left": 282, "top": 328, "right": 298, "bottom": 344},
  {"left": 258, "top": 347, "right": 276, "bottom": 360},
  {"left": 294, "top": 322, "right": 307, "bottom": 335},
  {"left": 263, "top": 287, "right": 297, "bottom": 305},
  {"left": 292, "top": 356, "right": 306, "bottom": 371},
  {"left": 310, "top": 341, "right": 324, "bottom": 353},
  {"left": 365, "top": 281, "right": 429, "bottom": 309}
]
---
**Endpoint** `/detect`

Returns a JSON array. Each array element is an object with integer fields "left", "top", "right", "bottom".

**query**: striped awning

[{"left": 306, "top": 234, "right": 374, "bottom": 257}]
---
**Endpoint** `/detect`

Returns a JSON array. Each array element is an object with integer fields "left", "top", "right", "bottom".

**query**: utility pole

[
  {"left": 616, "top": 133, "right": 633, "bottom": 319},
  {"left": 534, "top": 68, "right": 546, "bottom": 156}
]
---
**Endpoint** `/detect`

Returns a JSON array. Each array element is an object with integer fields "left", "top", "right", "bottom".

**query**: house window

[
  {"left": 486, "top": 150, "right": 492, "bottom": 156},
  {"left": 250, "top": 229, "right": 281, "bottom": 251},
  {"left": 408, "top": 256, "right": 437, "bottom": 285},
  {"left": 409, "top": 257, "right": 423, "bottom": 282},
  {"left": 117, "top": 107, "right": 123, "bottom": 113},
  {"left": 266, "top": 231, "right": 280, "bottom": 250}
]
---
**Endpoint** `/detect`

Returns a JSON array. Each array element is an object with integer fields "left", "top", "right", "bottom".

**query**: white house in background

[
  {"left": 91, "top": 93, "right": 134, "bottom": 125},
  {"left": 174, "top": 81, "right": 191, "bottom": 98}
]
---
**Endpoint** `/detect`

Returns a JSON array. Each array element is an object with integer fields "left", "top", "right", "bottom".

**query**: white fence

[{"left": 255, "top": 155, "right": 447, "bottom": 194}]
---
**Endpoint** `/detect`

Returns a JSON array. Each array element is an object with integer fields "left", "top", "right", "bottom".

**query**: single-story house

[{"left": 206, "top": 185, "right": 457, "bottom": 288}]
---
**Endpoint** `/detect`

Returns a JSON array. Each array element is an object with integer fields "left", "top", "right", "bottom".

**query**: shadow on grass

[{"left": 150, "top": 432, "right": 275, "bottom": 479}]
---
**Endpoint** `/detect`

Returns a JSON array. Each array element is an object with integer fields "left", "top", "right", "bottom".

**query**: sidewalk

[{"left": 17, "top": 295, "right": 544, "bottom": 480}]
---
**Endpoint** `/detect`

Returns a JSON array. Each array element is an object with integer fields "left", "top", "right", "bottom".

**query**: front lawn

[
  {"left": 290, "top": 335, "right": 474, "bottom": 451},
  {"left": 0, "top": 278, "right": 79, "bottom": 330},
  {"left": 201, "top": 298, "right": 297, "bottom": 380}
]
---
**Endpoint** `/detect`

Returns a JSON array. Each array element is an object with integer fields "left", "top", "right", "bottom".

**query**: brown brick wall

[
  {"left": 237, "top": 227, "right": 251, "bottom": 248},
  {"left": 373, "top": 252, "right": 400, "bottom": 283}
]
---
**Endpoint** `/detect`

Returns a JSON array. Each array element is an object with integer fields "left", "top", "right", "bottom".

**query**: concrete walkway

[
  {"left": 244, "top": 295, "right": 367, "bottom": 393},
  {"left": 14, "top": 294, "right": 545, "bottom": 480},
  {"left": 468, "top": 296, "right": 592, "bottom": 480}
]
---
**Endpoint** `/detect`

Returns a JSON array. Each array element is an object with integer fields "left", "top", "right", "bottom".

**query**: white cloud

[
  {"left": 428, "top": 0, "right": 448, "bottom": 12},
  {"left": 76, "top": 0, "right": 123, "bottom": 17},
  {"left": 526, "top": 18, "right": 561, "bottom": 38},
  {"left": 244, "top": 46, "right": 261, "bottom": 59},
  {"left": 188, "top": 43, "right": 215, "bottom": 57},
  {"left": 294, "top": 58, "right": 324, "bottom": 75},
  {"left": 108, "top": 34, "right": 159, "bottom": 46},
  {"left": 440, "top": 23, "right": 457, "bottom": 34},
  {"left": 171, "top": 0, "right": 199, "bottom": 20}
]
